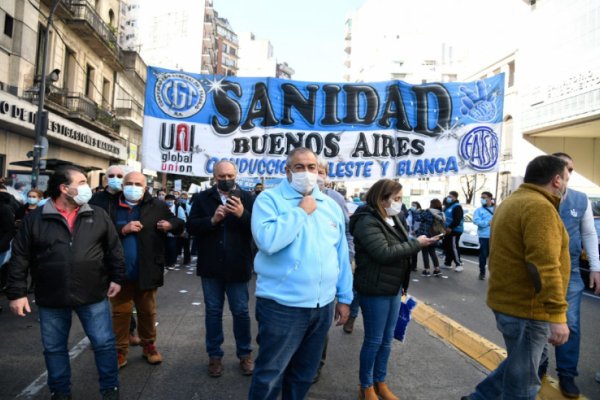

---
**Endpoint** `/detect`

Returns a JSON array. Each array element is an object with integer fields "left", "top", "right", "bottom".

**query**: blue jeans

[
  {"left": 249, "top": 298, "right": 334, "bottom": 400},
  {"left": 165, "top": 236, "right": 178, "bottom": 265},
  {"left": 38, "top": 299, "right": 119, "bottom": 395},
  {"left": 201, "top": 278, "right": 252, "bottom": 359},
  {"left": 540, "top": 269, "right": 584, "bottom": 378},
  {"left": 478, "top": 238, "right": 490, "bottom": 274},
  {"left": 359, "top": 293, "right": 402, "bottom": 388},
  {"left": 470, "top": 312, "right": 549, "bottom": 400}
]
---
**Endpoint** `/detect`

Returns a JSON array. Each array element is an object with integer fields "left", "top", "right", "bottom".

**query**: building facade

[
  {"left": 215, "top": 12, "right": 238, "bottom": 76},
  {"left": 237, "top": 32, "right": 276, "bottom": 77},
  {"left": 0, "top": 0, "right": 149, "bottom": 190}
]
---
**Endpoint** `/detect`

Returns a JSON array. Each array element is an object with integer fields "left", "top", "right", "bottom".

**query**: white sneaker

[{"left": 455, "top": 266, "right": 464, "bottom": 272}]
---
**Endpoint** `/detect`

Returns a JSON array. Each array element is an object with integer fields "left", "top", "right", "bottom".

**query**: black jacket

[
  {"left": 112, "top": 192, "right": 185, "bottom": 291},
  {"left": 0, "top": 191, "right": 19, "bottom": 252},
  {"left": 187, "top": 185, "right": 254, "bottom": 282},
  {"left": 349, "top": 205, "right": 421, "bottom": 296},
  {"left": 89, "top": 188, "right": 120, "bottom": 220},
  {"left": 6, "top": 201, "right": 125, "bottom": 307}
]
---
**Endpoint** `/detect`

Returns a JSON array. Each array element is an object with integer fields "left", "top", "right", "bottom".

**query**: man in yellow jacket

[{"left": 462, "top": 155, "right": 571, "bottom": 400}]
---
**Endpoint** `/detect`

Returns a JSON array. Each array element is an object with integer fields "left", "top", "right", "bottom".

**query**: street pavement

[
  {"left": 408, "top": 249, "right": 600, "bottom": 400},
  {"left": 0, "top": 260, "right": 489, "bottom": 400}
]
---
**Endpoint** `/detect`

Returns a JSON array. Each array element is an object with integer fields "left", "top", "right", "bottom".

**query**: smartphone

[
  {"left": 433, "top": 233, "right": 444, "bottom": 239},
  {"left": 228, "top": 189, "right": 241, "bottom": 199}
]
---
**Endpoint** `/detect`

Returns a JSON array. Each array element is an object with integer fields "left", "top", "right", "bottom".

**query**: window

[
  {"left": 508, "top": 61, "right": 515, "bottom": 87},
  {"left": 85, "top": 64, "right": 95, "bottom": 98},
  {"left": 62, "top": 46, "right": 76, "bottom": 91},
  {"left": 4, "top": 14, "right": 14, "bottom": 38},
  {"left": 102, "top": 78, "right": 111, "bottom": 109}
]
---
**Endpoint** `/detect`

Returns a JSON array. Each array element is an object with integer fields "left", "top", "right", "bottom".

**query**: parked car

[
  {"left": 579, "top": 216, "right": 600, "bottom": 292},
  {"left": 459, "top": 212, "right": 480, "bottom": 251}
]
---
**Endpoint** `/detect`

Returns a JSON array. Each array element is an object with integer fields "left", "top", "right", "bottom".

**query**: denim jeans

[
  {"left": 470, "top": 312, "right": 549, "bottom": 400},
  {"left": 540, "top": 269, "right": 584, "bottom": 378},
  {"left": 201, "top": 277, "right": 252, "bottom": 359},
  {"left": 359, "top": 293, "right": 402, "bottom": 388},
  {"left": 249, "top": 298, "right": 334, "bottom": 400},
  {"left": 478, "top": 238, "right": 490, "bottom": 274},
  {"left": 165, "top": 236, "right": 178, "bottom": 266},
  {"left": 38, "top": 299, "right": 119, "bottom": 395}
]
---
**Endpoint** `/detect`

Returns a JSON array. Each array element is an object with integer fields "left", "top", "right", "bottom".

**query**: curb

[{"left": 411, "top": 299, "right": 588, "bottom": 400}]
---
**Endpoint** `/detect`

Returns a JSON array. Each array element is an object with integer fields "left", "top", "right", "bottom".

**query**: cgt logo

[
  {"left": 160, "top": 123, "right": 195, "bottom": 152},
  {"left": 154, "top": 72, "right": 206, "bottom": 118}
]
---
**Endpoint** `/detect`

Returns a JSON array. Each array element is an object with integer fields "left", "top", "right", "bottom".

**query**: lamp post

[{"left": 31, "top": 0, "right": 60, "bottom": 189}]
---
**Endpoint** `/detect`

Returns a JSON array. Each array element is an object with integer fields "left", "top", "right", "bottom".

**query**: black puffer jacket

[
  {"left": 7, "top": 201, "right": 125, "bottom": 307},
  {"left": 0, "top": 191, "right": 18, "bottom": 252},
  {"left": 349, "top": 205, "right": 421, "bottom": 296}
]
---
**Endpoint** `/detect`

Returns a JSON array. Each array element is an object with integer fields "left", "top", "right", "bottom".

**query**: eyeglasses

[{"left": 108, "top": 174, "right": 123, "bottom": 178}]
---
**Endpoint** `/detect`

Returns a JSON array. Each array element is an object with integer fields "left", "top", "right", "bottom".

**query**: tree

[{"left": 460, "top": 174, "right": 487, "bottom": 205}]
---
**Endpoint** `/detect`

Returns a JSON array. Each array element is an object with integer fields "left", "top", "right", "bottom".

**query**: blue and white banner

[{"left": 143, "top": 66, "right": 504, "bottom": 180}]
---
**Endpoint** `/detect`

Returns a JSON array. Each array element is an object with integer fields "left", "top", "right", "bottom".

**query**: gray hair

[
  {"left": 213, "top": 159, "right": 238, "bottom": 176},
  {"left": 286, "top": 147, "right": 317, "bottom": 167}
]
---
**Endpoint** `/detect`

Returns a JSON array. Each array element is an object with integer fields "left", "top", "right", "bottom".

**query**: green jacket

[
  {"left": 349, "top": 205, "right": 422, "bottom": 296},
  {"left": 487, "top": 184, "right": 570, "bottom": 323}
]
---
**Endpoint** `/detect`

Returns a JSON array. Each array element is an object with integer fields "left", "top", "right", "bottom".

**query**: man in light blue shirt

[
  {"left": 249, "top": 147, "right": 353, "bottom": 400},
  {"left": 473, "top": 191, "right": 495, "bottom": 280}
]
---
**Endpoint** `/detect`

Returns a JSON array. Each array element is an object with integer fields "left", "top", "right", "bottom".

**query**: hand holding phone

[{"left": 434, "top": 233, "right": 444, "bottom": 239}]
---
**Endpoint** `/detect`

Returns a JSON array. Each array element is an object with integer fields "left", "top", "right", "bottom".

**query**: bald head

[{"left": 124, "top": 171, "right": 147, "bottom": 188}]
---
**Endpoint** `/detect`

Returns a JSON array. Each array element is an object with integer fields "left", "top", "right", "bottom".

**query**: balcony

[
  {"left": 122, "top": 51, "right": 147, "bottom": 90},
  {"left": 66, "top": 1, "right": 124, "bottom": 70},
  {"left": 39, "top": 0, "right": 73, "bottom": 19},
  {"left": 47, "top": 91, "right": 120, "bottom": 138},
  {"left": 115, "top": 98, "right": 143, "bottom": 130}
]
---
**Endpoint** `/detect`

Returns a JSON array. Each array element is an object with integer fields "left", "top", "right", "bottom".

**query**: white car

[{"left": 459, "top": 213, "right": 480, "bottom": 251}]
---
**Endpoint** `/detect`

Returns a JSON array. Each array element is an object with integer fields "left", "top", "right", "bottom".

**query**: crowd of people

[{"left": 0, "top": 148, "right": 599, "bottom": 400}]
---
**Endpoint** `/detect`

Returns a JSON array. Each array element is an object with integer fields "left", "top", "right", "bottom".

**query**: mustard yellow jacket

[{"left": 487, "top": 183, "right": 570, "bottom": 323}]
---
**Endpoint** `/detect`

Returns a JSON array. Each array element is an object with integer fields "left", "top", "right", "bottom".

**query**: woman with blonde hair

[{"left": 349, "top": 179, "right": 437, "bottom": 400}]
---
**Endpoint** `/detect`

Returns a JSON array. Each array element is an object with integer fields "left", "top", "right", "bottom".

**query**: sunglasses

[{"left": 108, "top": 174, "right": 123, "bottom": 178}]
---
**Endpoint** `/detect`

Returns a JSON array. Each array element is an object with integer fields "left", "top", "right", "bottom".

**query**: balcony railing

[
  {"left": 39, "top": 0, "right": 73, "bottom": 18},
  {"left": 115, "top": 98, "right": 143, "bottom": 129},
  {"left": 66, "top": 1, "right": 123, "bottom": 69},
  {"left": 47, "top": 91, "right": 119, "bottom": 134}
]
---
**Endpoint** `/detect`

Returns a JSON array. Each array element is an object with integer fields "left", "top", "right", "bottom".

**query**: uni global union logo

[
  {"left": 458, "top": 126, "right": 499, "bottom": 171},
  {"left": 155, "top": 73, "right": 206, "bottom": 118}
]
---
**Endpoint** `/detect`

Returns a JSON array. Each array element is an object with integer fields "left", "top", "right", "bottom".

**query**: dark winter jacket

[
  {"left": 89, "top": 188, "right": 120, "bottom": 221},
  {"left": 349, "top": 205, "right": 421, "bottom": 296},
  {"left": 6, "top": 201, "right": 125, "bottom": 307},
  {"left": 187, "top": 185, "right": 254, "bottom": 282},
  {"left": 0, "top": 191, "right": 18, "bottom": 252},
  {"left": 112, "top": 192, "right": 185, "bottom": 291}
]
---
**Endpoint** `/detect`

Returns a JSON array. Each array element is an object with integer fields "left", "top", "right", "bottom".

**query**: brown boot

[
  {"left": 374, "top": 382, "right": 399, "bottom": 400},
  {"left": 208, "top": 357, "right": 223, "bottom": 377},
  {"left": 142, "top": 343, "right": 162, "bottom": 365},
  {"left": 358, "top": 385, "right": 378, "bottom": 400},
  {"left": 239, "top": 355, "right": 254, "bottom": 376},
  {"left": 343, "top": 317, "right": 356, "bottom": 334}
]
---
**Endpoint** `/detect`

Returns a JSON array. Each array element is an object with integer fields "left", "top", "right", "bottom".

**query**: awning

[{"left": 10, "top": 159, "right": 102, "bottom": 172}]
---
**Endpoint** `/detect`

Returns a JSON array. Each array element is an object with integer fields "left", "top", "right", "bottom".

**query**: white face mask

[
  {"left": 290, "top": 171, "right": 318, "bottom": 194},
  {"left": 68, "top": 184, "right": 92, "bottom": 205},
  {"left": 385, "top": 200, "right": 403, "bottom": 216},
  {"left": 123, "top": 185, "right": 145, "bottom": 202},
  {"left": 317, "top": 176, "right": 326, "bottom": 191}
]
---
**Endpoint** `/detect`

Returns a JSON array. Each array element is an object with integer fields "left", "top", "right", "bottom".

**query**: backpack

[{"left": 429, "top": 211, "right": 445, "bottom": 236}]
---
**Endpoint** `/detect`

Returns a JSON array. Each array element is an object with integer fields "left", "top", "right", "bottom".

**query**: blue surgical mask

[
  {"left": 446, "top": 197, "right": 453, "bottom": 204},
  {"left": 166, "top": 201, "right": 175, "bottom": 207},
  {"left": 480, "top": 198, "right": 487, "bottom": 206},
  {"left": 27, "top": 197, "right": 39, "bottom": 205},
  {"left": 107, "top": 177, "right": 122, "bottom": 192},
  {"left": 123, "top": 185, "right": 144, "bottom": 202},
  {"left": 410, "top": 206, "right": 416, "bottom": 212},
  {"left": 180, "top": 199, "right": 187, "bottom": 204}
]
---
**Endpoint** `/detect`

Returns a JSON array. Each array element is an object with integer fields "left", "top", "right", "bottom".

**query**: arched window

[{"left": 108, "top": 9, "right": 115, "bottom": 26}]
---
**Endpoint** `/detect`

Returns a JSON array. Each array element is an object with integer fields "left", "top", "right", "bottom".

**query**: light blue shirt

[
  {"left": 473, "top": 205, "right": 494, "bottom": 239},
  {"left": 251, "top": 179, "right": 353, "bottom": 308}
]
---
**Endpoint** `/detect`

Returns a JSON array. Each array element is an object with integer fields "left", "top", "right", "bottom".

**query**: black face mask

[{"left": 217, "top": 179, "right": 236, "bottom": 192}]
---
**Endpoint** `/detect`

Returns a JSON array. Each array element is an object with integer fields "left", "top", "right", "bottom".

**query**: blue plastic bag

[{"left": 394, "top": 295, "right": 417, "bottom": 342}]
